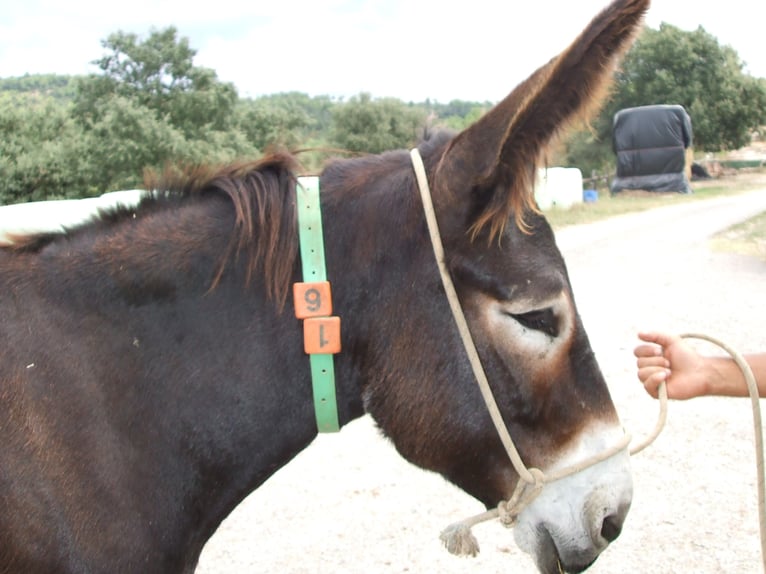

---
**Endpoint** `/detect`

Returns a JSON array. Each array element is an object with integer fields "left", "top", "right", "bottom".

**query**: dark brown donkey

[{"left": 0, "top": 1, "right": 648, "bottom": 572}]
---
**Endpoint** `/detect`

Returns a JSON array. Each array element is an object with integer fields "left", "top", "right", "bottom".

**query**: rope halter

[{"left": 409, "top": 148, "right": 668, "bottom": 556}]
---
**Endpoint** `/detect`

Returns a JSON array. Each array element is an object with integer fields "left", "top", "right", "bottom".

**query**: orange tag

[
  {"left": 303, "top": 316, "right": 341, "bottom": 354},
  {"left": 293, "top": 281, "right": 333, "bottom": 319}
]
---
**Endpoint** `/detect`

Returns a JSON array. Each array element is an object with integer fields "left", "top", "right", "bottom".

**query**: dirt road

[{"left": 197, "top": 188, "right": 766, "bottom": 573}]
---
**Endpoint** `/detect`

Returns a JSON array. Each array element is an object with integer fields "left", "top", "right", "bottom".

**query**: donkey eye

[{"left": 506, "top": 307, "right": 559, "bottom": 338}]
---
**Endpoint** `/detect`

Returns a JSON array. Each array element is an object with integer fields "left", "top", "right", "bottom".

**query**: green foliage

[
  {"left": 552, "top": 128, "right": 615, "bottom": 189},
  {"left": 0, "top": 93, "right": 91, "bottom": 203},
  {"left": 562, "top": 23, "right": 766, "bottom": 176},
  {"left": 65, "top": 27, "right": 257, "bottom": 195},
  {"left": 75, "top": 95, "right": 188, "bottom": 193},
  {"left": 330, "top": 93, "right": 427, "bottom": 153},
  {"left": 0, "top": 26, "right": 259, "bottom": 203},
  {"left": 237, "top": 92, "right": 318, "bottom": 151},
  {"left": 429, "top": 99, "right": 491, "bottom": 132},
  {"left": 0, "top": 74, "right": 77, "bottom": 101},
  {"left": 606, "top": 23, "right": 766, "bottom": 151},
  {"left": 74, "top": 27, "right": 239, "bottom": 138},
  {"left": 439, "top": 107, "right": 489, "bottom": 132},
  {"left": 2, "top": 20, "right": 764, "bottom": 203},
  {"left": 75, "top": 94, "right": 258, "bottom": 194}
]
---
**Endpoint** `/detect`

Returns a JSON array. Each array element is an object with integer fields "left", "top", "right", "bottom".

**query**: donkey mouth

[{"left": 536, "top": 528, "right": 597, "bottom": 574}]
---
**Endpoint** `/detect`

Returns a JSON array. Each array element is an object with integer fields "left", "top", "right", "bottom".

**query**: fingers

[
  {"left": 637, "top": 331, "right": 683, "bottom": 348},
  {"left": 636, "top": 353, "right": 669, "bottom": 366},
  {"left": 636, "top": 356, "right": 669, "bottom": 391},
  {"left": 637, "top": 368, "right": 669, "bottom": 398},
  {"left": 635, "top": 334, "right": 671, "bottom": 398},
  {"left": 634, "top": 331, "right": 689, "bottom": 399},
  {"left": 634, "top": 343, "right": 664, "bottom": 360}
]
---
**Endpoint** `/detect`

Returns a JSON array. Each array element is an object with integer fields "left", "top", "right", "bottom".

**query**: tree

[
  {"left": 0, "top": 74, "right": 77, "bottom": 102},
  {"left": 428, "top": 99, "right": 492, "bottom": 132},
  {"left": 605, "top": 23, "right": 766, "bottom": 151},
  {"left": 73, "top": 27, "right": 239, "bottom": 139},
  {"left": 330, "top": 93, "right": 427, "bottom": 153},
  {"left": 559, "top": 23, "right": 766, "bottom": 178},
  {"left": 437, "top": 105, "right": 490, "bottom": 132},
  {"left": 0, "top": 93, "right": 91, "bottom": 203},
  {"left": 237, "top": 93, "right": 316, "bottom": 151},
  {"left": 76, "top": 95, "right": 188, "bottom": 194},
  {"left": 66, "top": 27, "right": 257, "bottom": 196}
]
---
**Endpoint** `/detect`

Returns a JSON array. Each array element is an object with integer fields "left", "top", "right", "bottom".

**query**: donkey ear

[{"left": 433, "top": 0, "right": 649, "bottom": 239}]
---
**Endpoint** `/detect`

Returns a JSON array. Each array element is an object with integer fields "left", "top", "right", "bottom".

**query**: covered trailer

[{"left": 610, "top": 104, "right": 693, "bottom": 194}]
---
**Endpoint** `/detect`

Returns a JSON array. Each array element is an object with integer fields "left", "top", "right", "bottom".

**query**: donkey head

[{"left": 359, "top": 1, "right": 648, "bottom": 572}]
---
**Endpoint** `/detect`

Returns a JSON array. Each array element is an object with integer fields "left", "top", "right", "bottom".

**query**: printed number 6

[{"left": 305, "top": 288, "right": 322, "bottom": 312}]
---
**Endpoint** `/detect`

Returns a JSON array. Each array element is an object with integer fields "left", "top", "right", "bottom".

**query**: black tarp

[{"left": 611, "top": 104, "right": 693, "bottom": 194}]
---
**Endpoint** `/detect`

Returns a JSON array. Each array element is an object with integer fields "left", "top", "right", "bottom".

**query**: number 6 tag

[{"left": 293, "top": 281, "right": 333, "bottom": 319}]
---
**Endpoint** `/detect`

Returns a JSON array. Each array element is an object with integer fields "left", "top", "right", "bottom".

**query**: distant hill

[{"left": 0, "top": 74, "right": 79, "bottom": 101}]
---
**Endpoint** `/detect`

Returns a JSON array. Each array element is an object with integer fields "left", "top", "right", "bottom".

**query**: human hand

[{"left": 634, "top": 331, "right": 709, "bottom": 400}]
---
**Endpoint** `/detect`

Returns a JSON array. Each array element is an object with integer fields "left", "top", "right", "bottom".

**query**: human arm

[{"left": 634, "top": 331, "right": 766, "bottom": 400}]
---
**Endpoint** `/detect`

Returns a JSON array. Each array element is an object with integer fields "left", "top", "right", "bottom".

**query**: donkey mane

[
  {"left": 7, "top": 153, "right": 302, "bottom": 311},
  {"left": 143, "top": 153, "right": 301, "bottom": 308}
]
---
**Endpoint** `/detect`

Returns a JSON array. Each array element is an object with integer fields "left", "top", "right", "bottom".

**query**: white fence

[{"left": 0, "top": 190, "right": 145, "bottom": 245}]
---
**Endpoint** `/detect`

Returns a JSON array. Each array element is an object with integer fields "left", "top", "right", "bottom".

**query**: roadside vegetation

[
  {"left": 543, "top": 170, "right": 766, "bottom": 261},
  {"left": 710, "top": 200, "right": 766, "bottom": 260},
  {"left": 2, "top": 22, "right": 764, "bottom": 206},
  {"left": 544, "top": 171, "right": 766, "bottom": 229},
  {"left": 1, "top": 19, "right": 765, "bottom": 257}
]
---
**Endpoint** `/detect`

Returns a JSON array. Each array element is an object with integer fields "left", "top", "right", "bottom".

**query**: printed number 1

[{"left": 303, "top": 317, "right": 341, "bottom": 354}]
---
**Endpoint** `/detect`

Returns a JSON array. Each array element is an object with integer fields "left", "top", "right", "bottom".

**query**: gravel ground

[{"left": 197, "top": 187, "right": 766, "bottom": 573}]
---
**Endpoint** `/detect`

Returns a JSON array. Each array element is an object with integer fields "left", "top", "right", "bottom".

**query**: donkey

[{"left": 0, "top": 1, "right": 648, "bottom": 572}]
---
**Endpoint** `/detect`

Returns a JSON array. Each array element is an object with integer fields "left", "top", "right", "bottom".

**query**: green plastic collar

[{"left": 296, "top": 176, "right": 340, "bottom": 433}]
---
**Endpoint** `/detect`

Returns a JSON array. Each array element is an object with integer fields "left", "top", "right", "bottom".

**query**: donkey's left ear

[{"left": 433, "top": 0, "right": 649, "bottom": 239}]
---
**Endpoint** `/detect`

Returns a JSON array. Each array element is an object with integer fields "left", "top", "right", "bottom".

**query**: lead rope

[
  {"left": 409, "top": 149, "right": 765, "bottom": 568},
  {"left": 680, "top": 333, "right": 766, "bottom": 573}
]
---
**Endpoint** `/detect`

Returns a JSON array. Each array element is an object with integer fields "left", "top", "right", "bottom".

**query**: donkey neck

[{"left": 1, "top": 195, "right": 367, "bottom": 571}]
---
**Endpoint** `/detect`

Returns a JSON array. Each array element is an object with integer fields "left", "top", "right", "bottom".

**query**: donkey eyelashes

[
  {"left": 504, "top": 307, "right": 559, "bottom": 338},
  {"left": 450, "top": 258, "right": 562, "bottom": 339}
]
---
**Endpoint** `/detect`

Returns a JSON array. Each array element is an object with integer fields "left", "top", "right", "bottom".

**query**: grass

[
  {"left": 710, "top": 210, "right": 766, "bottom": 260},
  {"left": 542, "top": 169, "right": 766, "bottom": 261}
]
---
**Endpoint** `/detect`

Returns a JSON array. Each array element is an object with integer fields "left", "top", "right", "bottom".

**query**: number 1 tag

[
  {"left": 293, "top": 281, "right": 333, "bottom": 319},
  {"left": 303, "top": 316, "right": 341, "bottom": 354}
]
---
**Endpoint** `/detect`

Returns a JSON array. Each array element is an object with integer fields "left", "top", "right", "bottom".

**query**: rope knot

[
  {"left": 439, "top": 468, "right": 550, "bottom": 557},
  {"left": 499, "top": 467, "right": 546, "bottom": 527},
  {"left": 497, "top": 499, "right": 518, "bottom": 527}
]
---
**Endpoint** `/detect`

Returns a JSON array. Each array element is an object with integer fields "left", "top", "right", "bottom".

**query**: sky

[{"left": 1, "top": 0, "right": 764, "bottom": 103}]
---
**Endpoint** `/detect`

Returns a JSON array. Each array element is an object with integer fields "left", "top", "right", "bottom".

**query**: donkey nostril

[{"left": 601, "top": 514, "right": 623, "bottom": 542}]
